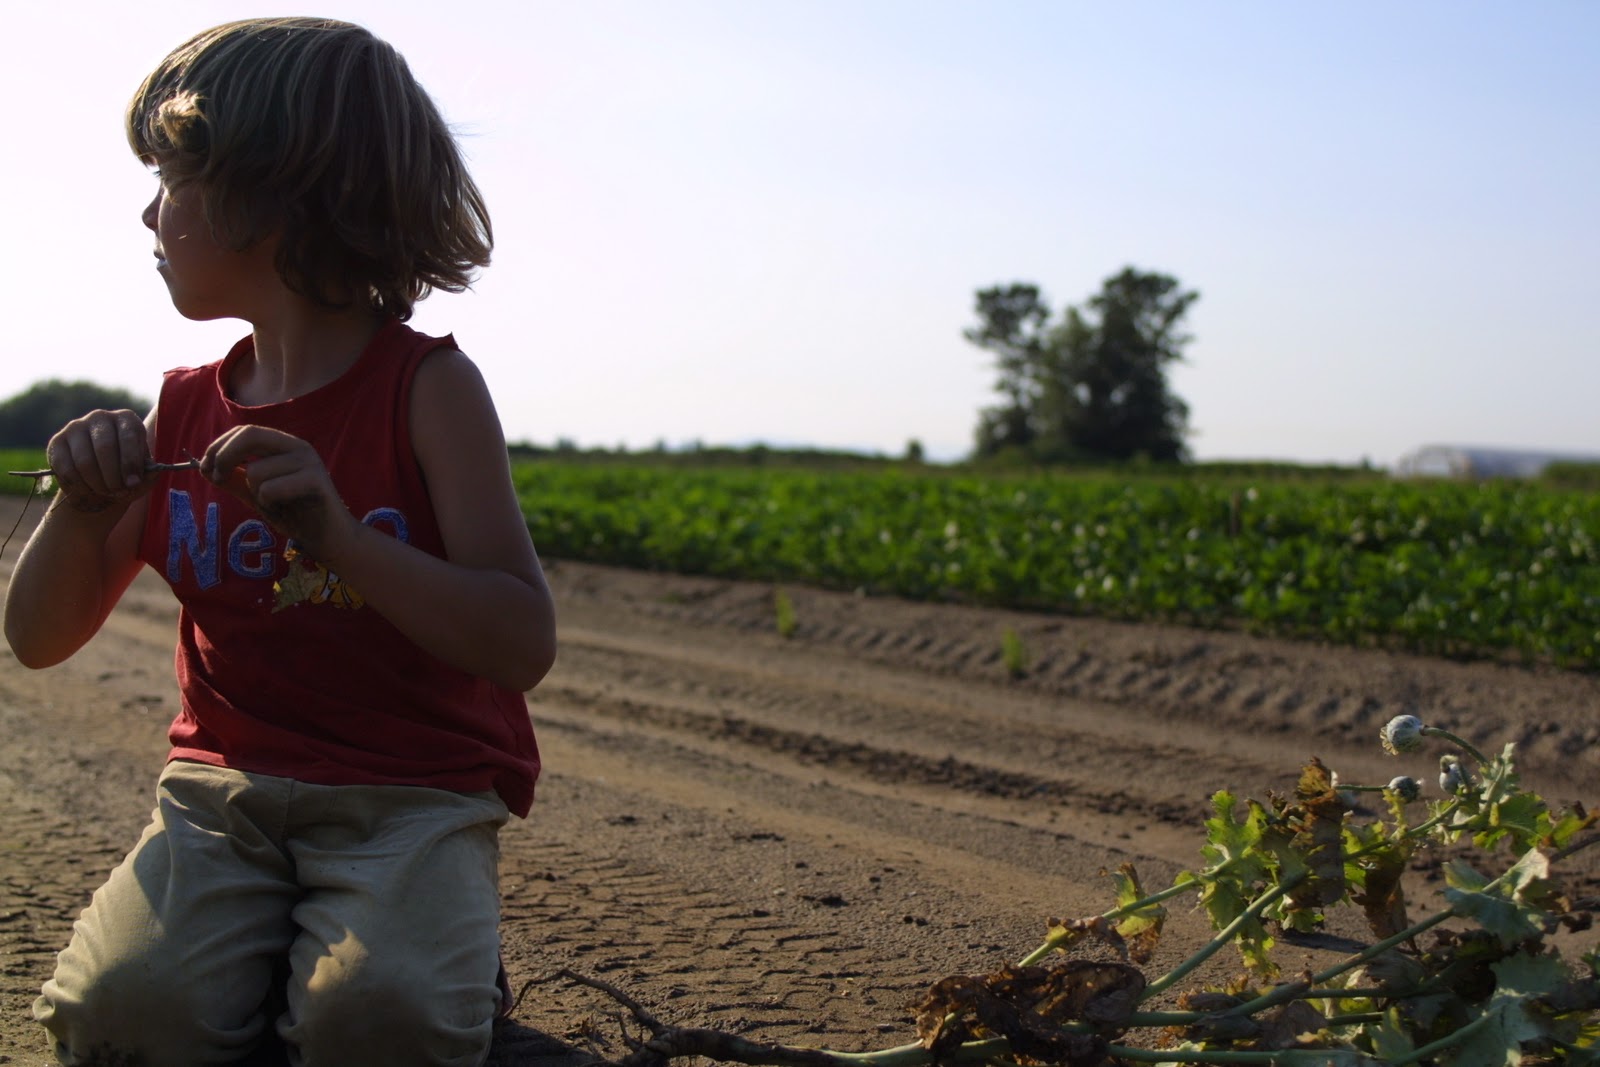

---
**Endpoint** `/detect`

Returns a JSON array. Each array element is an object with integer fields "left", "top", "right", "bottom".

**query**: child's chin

[{"left": 168, "top": 297, "right": 240, "bottom": 324}]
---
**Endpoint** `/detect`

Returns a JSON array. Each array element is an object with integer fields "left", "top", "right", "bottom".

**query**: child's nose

[{"left": 141, "top": 191, "right": 160, "bottom": 231}]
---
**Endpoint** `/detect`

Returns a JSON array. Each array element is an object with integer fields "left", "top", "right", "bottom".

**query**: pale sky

[{"left": 5, "top": 1, "right": 1597, "bottom": 466}]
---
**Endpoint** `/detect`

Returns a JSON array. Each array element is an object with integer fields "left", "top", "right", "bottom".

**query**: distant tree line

[
  {"left": 966, "top": 267, "right": 1197, "bottom": 464},
  {"left": 506, "top": 438, "right": 926, "bottom": 471},
  {"left": 1542, "top": 461, "right": 1600, "bottom": 491},
  {"left": 0, "top": 380, "right": 152, "bottom": 448}
]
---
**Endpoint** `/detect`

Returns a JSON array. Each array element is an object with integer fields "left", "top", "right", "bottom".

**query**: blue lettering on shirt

[
  {"left": 362, "top": 507, "right": 409, "bottom": 542},
  {"left": 229, "top": 519, "right": 277, "bottom": 578},
  {"left": 165, "top": 490, "right": 410, "bottom": 588},
  {"left": 167, "top": 490, "right": 221, "bottom": 589}
]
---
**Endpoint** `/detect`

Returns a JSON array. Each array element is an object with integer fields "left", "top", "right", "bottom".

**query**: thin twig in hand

[
  {"left": 1, "top": 477, "right": 41, "bottom": 558},
  {"left": 149, "top": 458, "right": 204, "bottom": 473},
  {"left": 2, "top": 456, "right": 202, "bottom": 556},
  {"left": 7, "top": 457, "right": 202, "bottom": 478}
]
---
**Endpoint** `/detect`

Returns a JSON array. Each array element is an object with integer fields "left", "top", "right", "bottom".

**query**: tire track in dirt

[
  {"left": 555, "top": 563, "right": 1600, "bottom": 803},
  {"left": 547, "top": 686, "right": 1200, "bottom": 823},
  {"left": 537, "top": 622, "right": 1431, "bottom": 865}
]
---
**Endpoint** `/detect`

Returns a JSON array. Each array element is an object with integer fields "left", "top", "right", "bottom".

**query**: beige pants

[{"left": 35, "top": 760, "right": 510, "bottom": 1066}]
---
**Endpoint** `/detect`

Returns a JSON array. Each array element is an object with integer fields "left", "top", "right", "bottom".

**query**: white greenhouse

[{"left": 1395, "top": 445, "right": 1600, "bottom": 479}]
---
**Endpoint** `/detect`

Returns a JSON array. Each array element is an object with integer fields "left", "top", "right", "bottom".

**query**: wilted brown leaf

[
  {"left": 1042, "top": 915, "right": 1126, "bottom": 959},
  {"left": 1288, "top": 758, "right": 1348, "bottom": 908},
  {"left": 1177, "top": 1013, "right": 1260, "bottom": 1044},
  {"left": 1108, "top": 864, "right": 1165, "bottom": 965},
  {"left": 913, "top": 962, "right": 1145, "bottom": 1065},
  {"left": 1255, "top": 1000, "right": 1330, "bottom": 1050},
  {"left": 1352, "top": 848, "right": 1409, "bottom": 940},
  {"left": 1177, "top": 991, "right": 1246, "bottom": 1013}
]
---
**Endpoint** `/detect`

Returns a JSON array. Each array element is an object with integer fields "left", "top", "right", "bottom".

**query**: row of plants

[
  {"left": 510, "top": 464, "right": 1600, "bottom": 667},
  {"left": 6, "top": 453, "right": 1595, "bottom": 666},
  {"left": 0, "top": 449, "right": 46, "bottom": 483},
  {"left": 1544, "top": 463, "right": 1600, "bottom": 492}
]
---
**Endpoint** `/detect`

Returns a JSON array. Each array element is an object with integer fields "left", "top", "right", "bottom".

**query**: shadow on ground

[
  {"left": 488, "top": 1019, "right": 596, "bottom": 1067},
  {"left": 221, "top": 1020, "right": 589, "bottom": 1067}
]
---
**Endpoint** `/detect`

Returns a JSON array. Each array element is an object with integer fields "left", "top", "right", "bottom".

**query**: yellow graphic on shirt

[{"left": 272, "top": 546, "right": 365, "bottom": 612}]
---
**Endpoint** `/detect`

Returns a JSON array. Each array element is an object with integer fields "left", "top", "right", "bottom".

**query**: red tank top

[{"left": 137, "top": 319, "right": 539, "bottom": 816}]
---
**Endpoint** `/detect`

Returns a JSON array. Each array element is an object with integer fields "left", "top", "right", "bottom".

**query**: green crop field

[
  {"left": 512, "top": 462, "right": 1600, "bottom": 667},
  {"left": 8, "top": 454, "right": 1594, "bottom": 667},
  {"left": 0, "top": 450, "right": 46, "bottom": 488}
]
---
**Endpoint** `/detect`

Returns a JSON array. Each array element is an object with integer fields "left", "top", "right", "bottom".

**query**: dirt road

[{"left": 3, "top": 497, "right": 1597, "bottom": 1064}]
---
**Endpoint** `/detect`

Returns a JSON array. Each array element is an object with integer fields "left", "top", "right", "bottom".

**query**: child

[{"left": 3, "top": 17, "right": 556, "bottom": 1065}]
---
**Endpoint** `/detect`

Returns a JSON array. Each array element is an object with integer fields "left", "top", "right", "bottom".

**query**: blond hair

[{"left": 127, "top": 17, "right": 492, "bottom": 320}]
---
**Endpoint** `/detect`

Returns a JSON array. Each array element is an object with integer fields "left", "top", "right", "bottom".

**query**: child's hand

[
  {"left": 45, "top": 410, "right": 153, "bottom": 515},
  {"left": 200, "top": 426, "right": 357, "bottom": 562}
]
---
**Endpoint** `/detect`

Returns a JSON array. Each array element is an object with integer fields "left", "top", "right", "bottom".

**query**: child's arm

[
  {"left": 200, "top": 351, "right": 557, "bottom": 692},
  {"left": 4, "top": 410, "right": 154, "bottom": 668}
]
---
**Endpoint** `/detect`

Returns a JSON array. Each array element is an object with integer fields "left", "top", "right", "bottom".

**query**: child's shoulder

[
  {"left": 411, "top": 343, "right": 492, "bottom": 403},
  {"left": 408, "top": 345, "right": 505, "bottom": 457},
  {"left": 161, "top": 334, "right": 254, "bottom": 388},
  {"left": 162, "top": 359, "right": 222, "bottom": 380},
  {"left": 157, "top": 358, "right": 225, "bottom": 403}
]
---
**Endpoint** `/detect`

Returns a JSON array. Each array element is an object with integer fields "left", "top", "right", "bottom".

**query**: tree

[
  {"left": 966, "top": 283, "right": 1050, "bottom": 457},
  {"left": 0, "top": 380, "right": 153, "bottom": 448},
  {"left": 966, "top": 268, "right": 1197, "bottom": 463}
]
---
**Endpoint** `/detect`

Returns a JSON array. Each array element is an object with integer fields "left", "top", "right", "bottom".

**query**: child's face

[{"left": 141, "top": 175, "right": 274, "bottom": 322}]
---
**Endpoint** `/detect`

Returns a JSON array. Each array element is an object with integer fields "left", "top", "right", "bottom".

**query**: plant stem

[
  {"left": 1015, "top": 876, "right": 1204, "bottom": 966},
  {"left": 1343, "top": 800, "right": 1461, "bottom": 866},
  {"left": 1103, "top": 1047, "right": 1366, "bottom": 1064},
  {"left": 764, "top": 1003, "right": 1384, "bottom": 1067},
  {"left": 1303, "top": 988, "right": 1387, "bottom": 1000},
  {"left": 1122, "top": 1011, "right": 1203, "bottom": 1027},
  {"left": 1111, "top": 877, "right": 1210, "bottom": 918},
  {"left": 1230, "top": 853, "right": 1524, "bottom": 1021},
  {"left": 1552, "top": 831, "right": 1600, "bottom": 863},
  {"left": 1141, "top": 878, "right": 1300, "bottom": 1003},
  {"left": 809, "top": 1038, "right": 1008, "bottom": 1067},
  {"left": 1223, "top": 908, "right": 1453, "bottom": 1020},
  {"left": 1309, "top": 911, "right": 1454, "bottom": 986},
  {"left": 1422, "top": 726, "right": 1489, "bottom": 766},
  {"left": 1387, "top": 1012, "right": 1493, "bottom": 1066}
]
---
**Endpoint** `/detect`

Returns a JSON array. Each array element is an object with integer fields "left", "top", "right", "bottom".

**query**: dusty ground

[{"left": 1, "top": 494, "right": 1597, "bottom": 1064}]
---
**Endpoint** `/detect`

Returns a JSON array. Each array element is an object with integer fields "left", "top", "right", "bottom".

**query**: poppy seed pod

[
  {"left": 1381, "top": 715, "right": 1426, "bottom": 755},
  {"left": 1387, "top": 776, "right": 1422, "bottom": 803}
]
